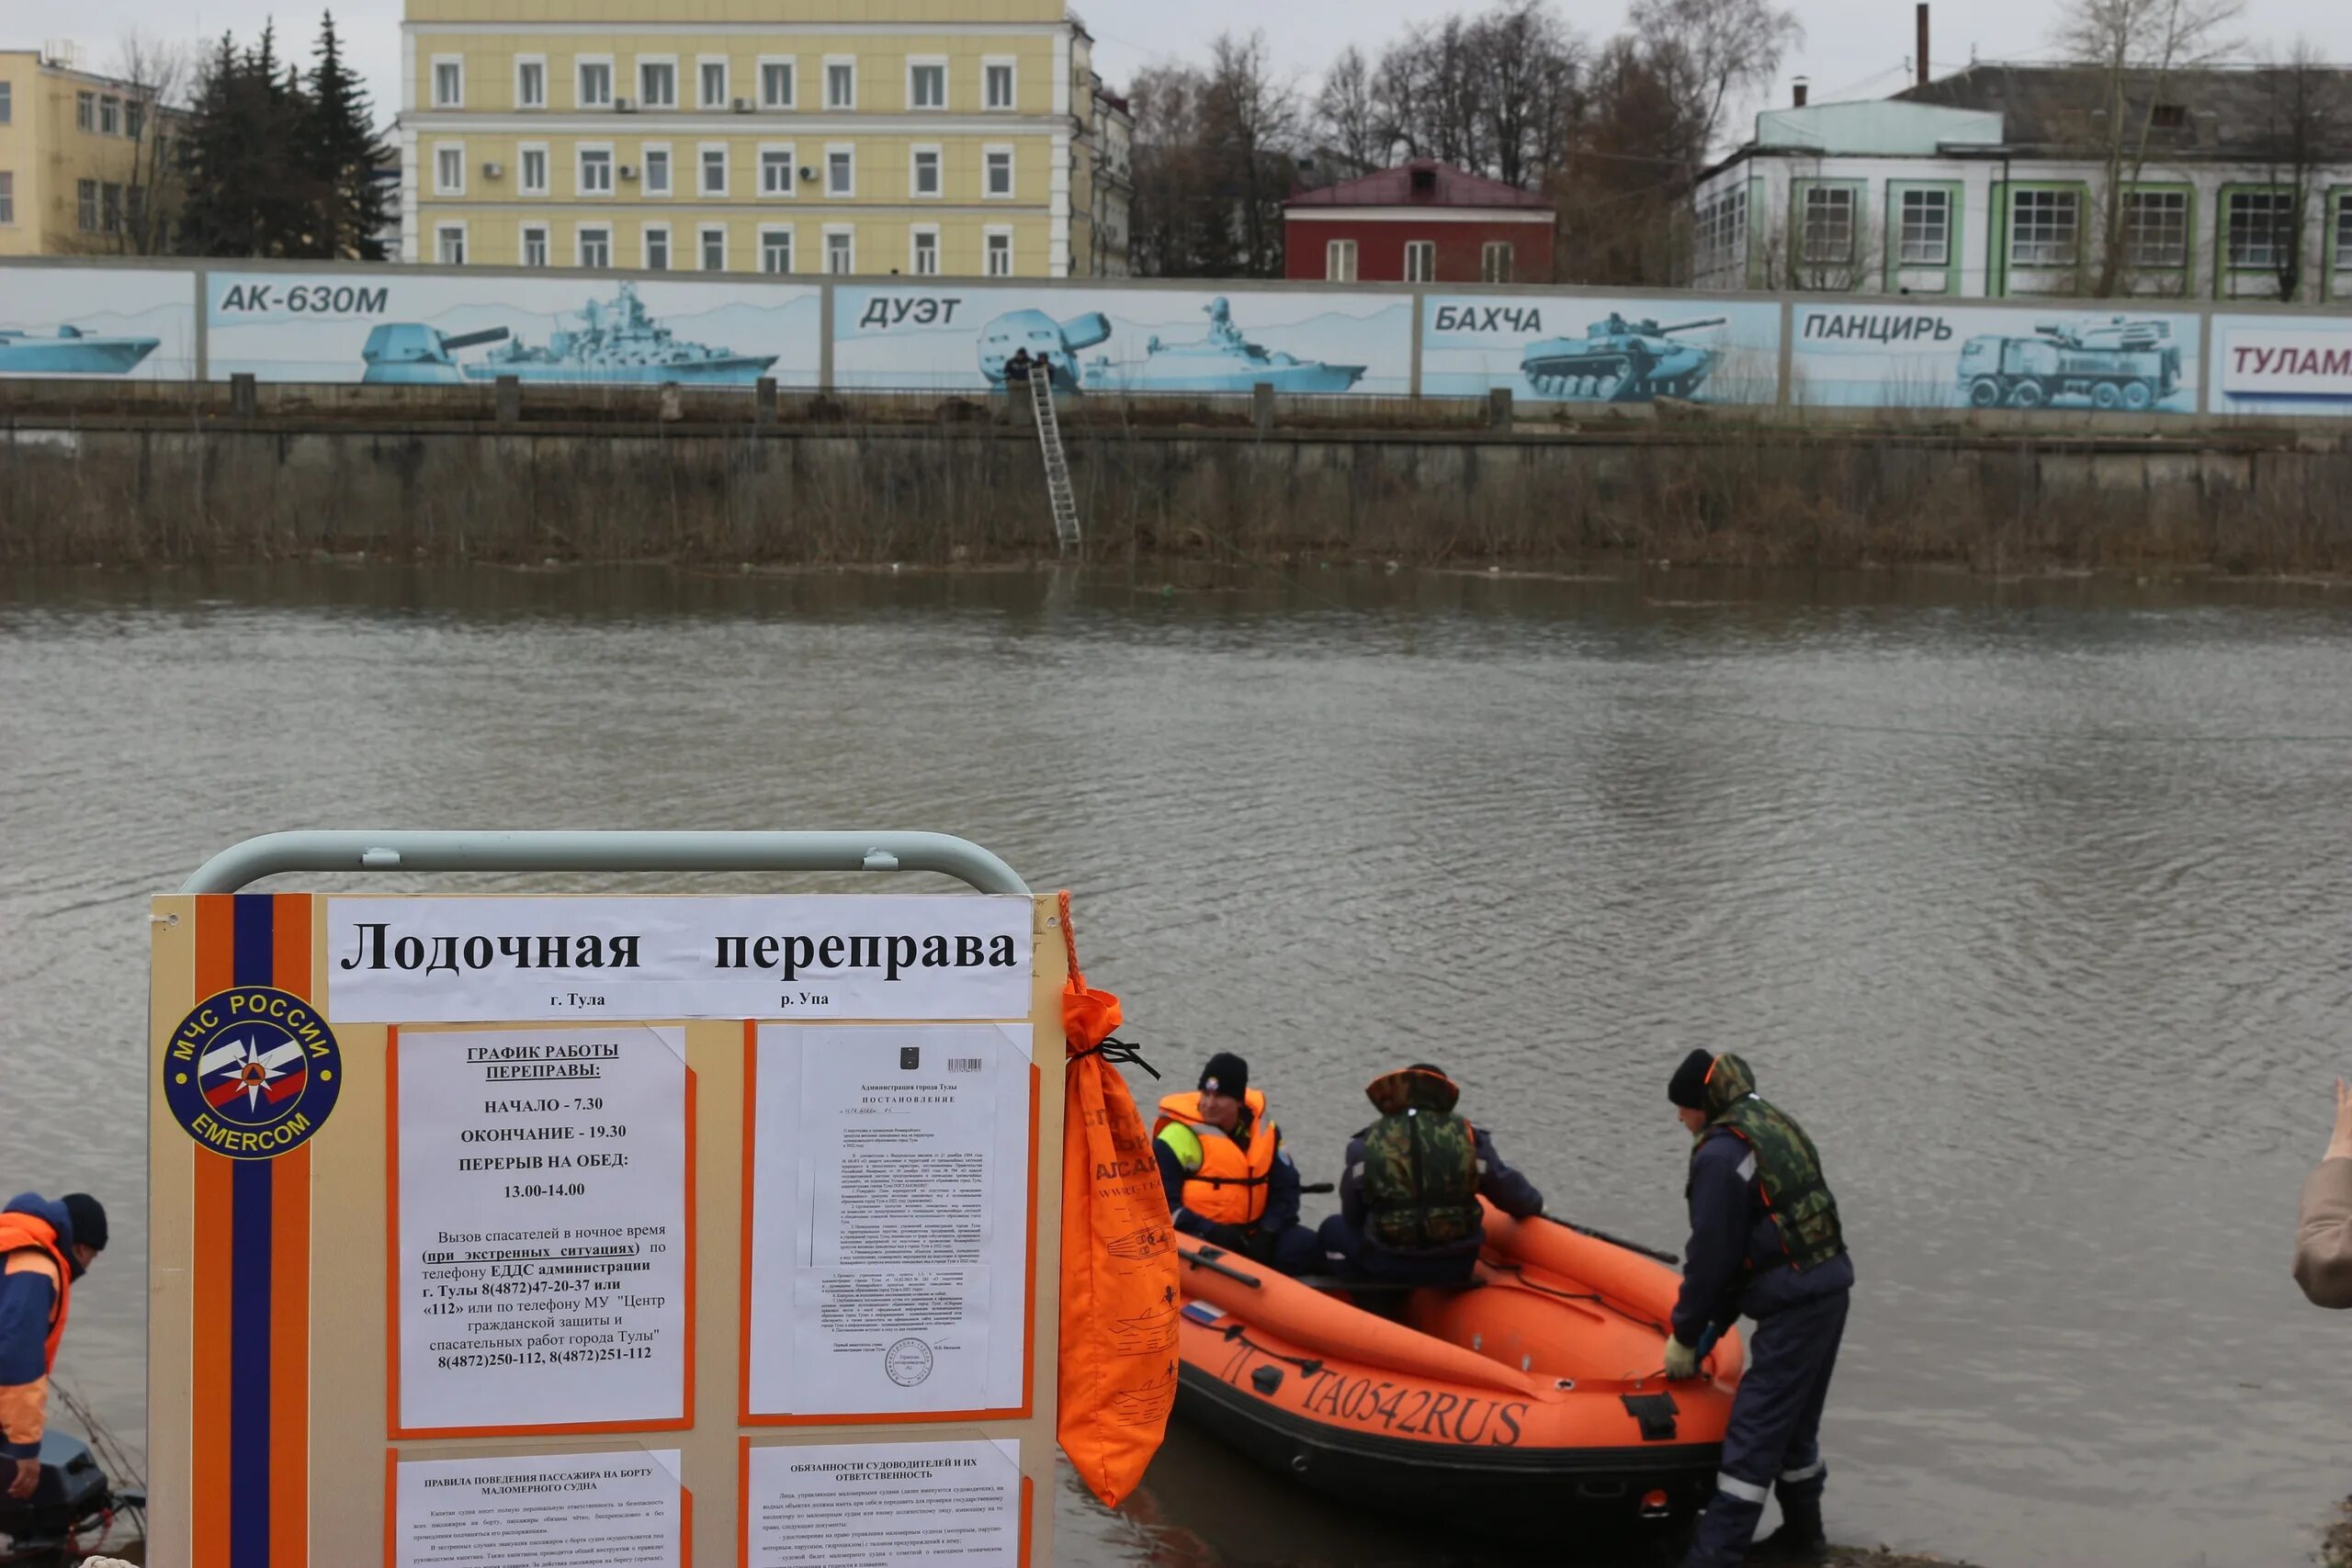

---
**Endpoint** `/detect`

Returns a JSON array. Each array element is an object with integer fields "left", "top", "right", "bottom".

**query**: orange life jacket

[
  {"left": 0, "top": 1212, "right": 72, "bottom": 1371},
  {"left": 1153, "top": 1089, "right": 1279, "bottom": 1227}
]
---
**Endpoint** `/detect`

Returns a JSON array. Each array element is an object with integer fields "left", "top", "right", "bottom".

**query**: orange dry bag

[{"left": 1056, "top": 890, "right": 1179, "bottom": 1508}]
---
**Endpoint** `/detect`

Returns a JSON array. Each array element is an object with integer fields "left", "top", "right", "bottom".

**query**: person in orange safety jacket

[
  {"left": 1, "top": 1192, "right": 107, "bottom": 1501},
  {"left": 1153, "top": 1053, "right": 1319, "bottom": 1275}
]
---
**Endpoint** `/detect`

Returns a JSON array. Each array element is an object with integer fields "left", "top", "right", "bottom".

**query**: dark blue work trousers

[{"left": 1682, "top": 1283, "right": 1850, "bottom": 1568}]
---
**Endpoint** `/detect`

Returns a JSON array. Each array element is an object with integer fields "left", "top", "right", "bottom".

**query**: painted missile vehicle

[
  {"left": 1520, "top": 313, "right": 1725, "bottom": 401},
  {"left": 0, "top": 323, "right": 160, "bottom": 376},
  {"left": 359, "top": 322, "right": 513, "bottom": 384},
  {"left": 1956, "top": 317, "right": 2182, "bottom": 410},
  {"left": 462, "top": 283, "right": 776, "bottom": 384},
  {"left": 1082, "top": 298, "right": 1366, "bottom": 393},
  {"left": 978, "top": 308, "right": 1113, "bottom": 392}
]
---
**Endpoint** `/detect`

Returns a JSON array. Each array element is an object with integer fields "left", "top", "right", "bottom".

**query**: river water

[{"left": 6, "top": 562, "right": 2350, "bottom": 1568}]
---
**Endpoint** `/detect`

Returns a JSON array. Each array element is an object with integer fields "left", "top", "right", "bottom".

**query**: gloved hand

[
  {"left": 6, "top": 1455, "right": 39, "bottom": 1498},
  {"left": 1663, "top": 1337, "right": 1702, "bottom": 1381}
]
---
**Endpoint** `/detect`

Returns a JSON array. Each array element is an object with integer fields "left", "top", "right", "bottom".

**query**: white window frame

[
  {"left": 642, "top": 221, "right": 672, "bottom": 271},
  {"left": 759, "top": 142, "right": 797, "bottom": 198},
  {"left": 758, "top": 55, "right": 797, "bottom": 109},
  {"left": 576, "top": 55, "right": 614, "bottom": 109},
  {"left": 697, "top": 55, "right": 730, "bottom": 110},
  {"left": 910, "top": 144, "right": 943, "bottom": 199},
  {"left": 1897, "top": 187, "right": 1951, "bottom": 266},
  {"left": 824, "top": 224, "right": 854, "bottom": 275},
  {"left": 759, "top": 224, "right": 795, "bottom": 275},
  {"left": 2008, "top": 188, "right": 2080, "bottom": 267},
  {"left": 907, "top": 56, "right": 948, "bottom": 112},
  {"left": 518, "top": 141, "right": 549, "bottom": 197},
  {"left": 520, "top": 222, "right": 549, "bottom": 266},
  {"left": 514, "top": 54, "right": 546, "bottom": 110},
  {"left": 75, "top": 91, "right": 93, "bottom": 132},
  {"left": 435, "top": 221, "right": 467, "bottom": 265},
  {"left": 982, "top": 57, "right": 1016, "bottom": 111},
  {"left": 0, "top": 172, "right": 13, "bottom": 227},
  {"left": 433, "top": 141, "right": 466, "bottom": 197},
  {"left": 641, "top": 142, "right": 672, "bottom": 197},
  {"left": 983, "top": 143, "right": 1014, "bottom": 200},
  {"left": 1481, "top": 241, "right": 1514, "bottom": 283},
  {"left": 1404, "top": 240, "right": 1434, "bottom": 282},
  {"left": 826, "top": 142, "right": 855, "bottom": 198},
  {"left": 910, "top": 223, "right": 941, "bottom": 276},
  {"left": 699, "top": 223, "right": 728, "bottom": 272},
  {"left": 431, "top": 55, "right": 464, "bottom": 108},
  {"left": 99, "top": 96, "right": 121, "bottom": 135},
  {"left": 984, "top": 225, "right": 1012, "bottom": 276},
  {"left": 699, "top": 141, "right": 729, "bottom": 197},
  {"left": 1326, "top": 238, "right": 1357, "bottom": 282},
  {"left": 0, "top": 82, "right": 12, "bottom": 127},
  {"left": 577, "top": 142, "right": 615, "bottom": 197},
  {"left": 824, "top": 55, "right": 856, "bottom": 110},
  {"left": 1800, "top": 186, "right": 1856, "bottom": 265},
  {"left": 636, "top": 54, "right": 679, "bottom": 109},
  {"left": 576, "top": 224, "right": 612, "bottom": 269}
]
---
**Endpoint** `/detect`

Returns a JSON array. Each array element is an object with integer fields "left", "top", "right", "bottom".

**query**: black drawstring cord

[{"left": 1070, "top": 1035, "right": 1160, "bottom": 1077}]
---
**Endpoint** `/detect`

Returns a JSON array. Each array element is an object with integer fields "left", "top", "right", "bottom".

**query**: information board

[{"left": 146, "top": 890, "right": 1063, "bottom": 1567}]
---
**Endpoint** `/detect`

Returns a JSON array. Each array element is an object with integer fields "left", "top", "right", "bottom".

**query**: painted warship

[
  {"left": 978, "top": 308, "right": 1112, "bottom": 393},
  {"left": 1082, "top": 298, "right": 1366, "bottom": 393},
  {"left": 465, "top": 284, "right": 775, "bottom": 383},
  {"left": 1520, "top": 313, "right": 1724, "bottom": 401},
  {"left": 0, "top": 323, "right": 159, "bottom": 376}
]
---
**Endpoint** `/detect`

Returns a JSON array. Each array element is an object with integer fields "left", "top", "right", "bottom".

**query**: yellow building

[
  {"left": 399, "top": 0, "right": 1123, "bottom": 276},
  {"left": 0, "top": 45, "right": 182, "bottom": 257}
]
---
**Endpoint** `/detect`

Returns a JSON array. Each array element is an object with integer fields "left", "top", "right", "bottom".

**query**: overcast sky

[{"left": 46, "top": 0, "right": 2352, "bottom": 137}]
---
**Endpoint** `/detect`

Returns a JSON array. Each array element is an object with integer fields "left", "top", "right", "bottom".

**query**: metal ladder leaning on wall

[{"left": 1027, "top": 369, "right": 1082, "bottom": 555}]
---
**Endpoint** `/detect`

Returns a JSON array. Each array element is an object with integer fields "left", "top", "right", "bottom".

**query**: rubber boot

[{"left": 1747, "top": 1499, "right": 1827, "bottom": 1562}]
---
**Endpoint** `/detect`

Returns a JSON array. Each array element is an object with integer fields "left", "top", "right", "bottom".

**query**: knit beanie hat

[
  {"left": 1198, "top": 1052, "right": 1249, "bottom": 1100},
  {"left": 62, "top": 1193, "right": 107, "bottom": 1252},
  {"left": 1667, "top": 1049, "right": 1716, "bottom": 1111}
]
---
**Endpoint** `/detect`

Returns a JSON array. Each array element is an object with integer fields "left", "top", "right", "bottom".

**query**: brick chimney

[
  {"left": 1917, "top": 4, "right": 1930, "bottom": 87},
  {"left": 1792, "top": 77, "right": 1809, "bottom": 107}
]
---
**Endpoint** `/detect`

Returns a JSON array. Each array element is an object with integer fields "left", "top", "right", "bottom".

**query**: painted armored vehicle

[
  {"left": 0, "top": 323, "right": 160, "bottom": 376},
  {"left": 1956, "top": 317, "right": 2182, "bottom": 411},
  {"left": 1520, "top": 313, "right": 1725, "bottom": 401}
]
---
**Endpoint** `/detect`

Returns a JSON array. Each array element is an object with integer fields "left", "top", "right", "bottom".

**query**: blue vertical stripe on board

[{"left": 229, "top": 895, "right": 276, "bottom": 1567}]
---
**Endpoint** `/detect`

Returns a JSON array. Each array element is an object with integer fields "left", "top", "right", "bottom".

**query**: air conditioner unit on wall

[
  {"left": 615, "top": 96, "right": 635, "bottom": 112},
  {"left": 800, "top": 166, "right": 817, "bottom": 182},
  {"left": 732, "top": 97, "right": 752, "bottom": 112},
  {"left": 620, "top": 164, "right": 639, "bottom": 180},
  {"left": 482, "top": 161, "right": 503, "bottom": 178}
]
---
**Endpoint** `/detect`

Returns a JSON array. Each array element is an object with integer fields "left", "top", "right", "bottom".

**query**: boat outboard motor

[{"left": 0, "top": 1432, "right": 115, "bottom": 1555}]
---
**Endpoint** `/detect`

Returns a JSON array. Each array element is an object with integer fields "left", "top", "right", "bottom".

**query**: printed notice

[
  {"left": 743, "top": 1438, "right": 1020, "bottom": 1567},
  {"left": 394, "top": 1448, "right": 684, "bottom": 1568},
  {"left": 396, "top": 1024, "right": 689, "bottom": 1433},
  {"left": 746, "top": 1024, "right": 1032, "bottom": 1416}
]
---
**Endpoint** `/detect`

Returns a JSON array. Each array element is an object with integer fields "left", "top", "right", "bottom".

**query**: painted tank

[
  {"left": 1520, "top": 313, "right": 1725, "bottom": 402},
  {"left": 978, "top": 309, "right": 1113, "bottom": 392},
  {"left": 1083, "top": 298, "right": 1366, "bottom": 394},
  {"left": 458, "top": 283, "right": 776, "bottom": 384},
  {"left": 0, "top": 324, "right": 160, "bottom": 376},
  {"left": 359, "top": 323, "right": 513, "bottom": 385}
]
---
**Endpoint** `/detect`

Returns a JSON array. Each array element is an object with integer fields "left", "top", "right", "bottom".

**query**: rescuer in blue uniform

[{"left": 1665, "top": 1050, "right": 1853, "bottom": 1567}]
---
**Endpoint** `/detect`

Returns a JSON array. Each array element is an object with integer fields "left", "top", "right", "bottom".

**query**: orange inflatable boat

[{"left": 1173, "top": 1201, "right": 1743, "bottom": 1526}]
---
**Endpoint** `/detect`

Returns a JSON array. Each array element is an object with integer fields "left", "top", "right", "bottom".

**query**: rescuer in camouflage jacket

[
  {"left": 1317, "top": 1063, "right": 1543, "bottom": 1285},
  {"left": 1667, "top": 1051, "right": 1855, "bottom": 1568}
]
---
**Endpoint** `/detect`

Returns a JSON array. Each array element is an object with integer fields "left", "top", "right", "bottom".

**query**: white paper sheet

[
  {"left": 396, "top": 1025, "right": 688, "bottom": 1431},
  {"left": 742, "top": 1438, "right": 1020, "bottom": 1567},
  {"left": 394, "top": 1448, "right": 684, "bottom": 1568},
  {"left": 328, "top": 895, "right": 1034, "bottom": 1022},
  {"left": 746, "top": 1024, "right": 1032, "bottom": 1416}
]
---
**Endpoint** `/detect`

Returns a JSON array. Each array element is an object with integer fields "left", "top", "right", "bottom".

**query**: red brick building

[{"left": 1283, "top": 160, "right": 1555, "bottom": 285}]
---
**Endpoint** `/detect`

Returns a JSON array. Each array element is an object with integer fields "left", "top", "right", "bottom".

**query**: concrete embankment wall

[{"left": 6, "top": 393, "right": 2351, "bottom": 572}]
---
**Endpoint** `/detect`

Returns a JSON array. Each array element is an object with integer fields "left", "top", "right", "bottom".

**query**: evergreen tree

[
  {"left": 175, "top": 22, "right": 331, "bottom": 257},
  {"left": 305, "top": 13, "right": 392, "bottom": 260}
]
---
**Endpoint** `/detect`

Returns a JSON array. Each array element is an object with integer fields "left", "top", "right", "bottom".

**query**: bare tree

[
  {"left": 1201, "top": 32, "right": 1303, "bottom": 276},
  {"left": 1628, "top": 0, "right": 1804, "bottom": 166},
  {"left": 1469, "top": 1, "right": 1583, "bottom": 189},
  {"left": 2049, "top": 0, "right": 2246, "bottom": 296},
  {"left": 1316, "top": 46, "right": 1389, "bottom": 174},
  {"left": 2251, "top": 38, "right": 2340, "bottom": 301},
  {"left": 55, "top": 30, "right": 189, "bottom": 255}
]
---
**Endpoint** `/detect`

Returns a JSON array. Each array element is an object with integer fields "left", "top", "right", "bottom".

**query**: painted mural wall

[
  {"left": 0, "top": 267, "right": 198, "bottom": 380},
  {"left": 832, "top": 285, "right": 1414, "bottom": 396},
  {"left": 203, "top": 272, "right": 822, "bottom": 388},
  {"left": 1421, "top": 294, "right": 1781, "bottom": 406},
  {"left": 1792, "top": 301, "right": 2204, "bottom": 413},
  {"left": 2209, "top": 315, "right": 2352, "bottom": 417}
]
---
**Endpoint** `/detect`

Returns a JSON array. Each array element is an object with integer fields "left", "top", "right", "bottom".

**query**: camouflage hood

[
  {"left": 1365, "top": 1065, "right": 1461, "bottom": 1117},
  {"left": 1702, "top": 1052, "right": 1758, "bottom": 1119}
]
